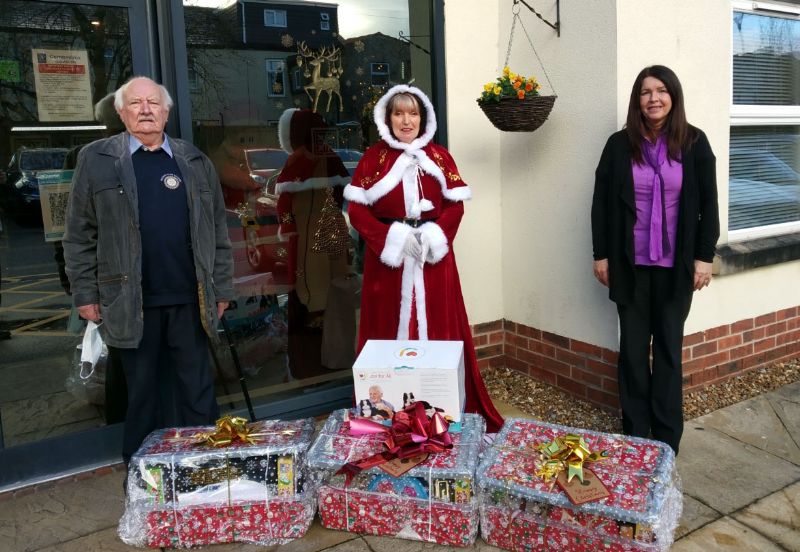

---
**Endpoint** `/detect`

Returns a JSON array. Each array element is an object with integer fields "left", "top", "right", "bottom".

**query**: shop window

[
  {"left": 320, "top": 12, "right": 330, "bottom": 31},
  {"left": 266, "top": 59, "right": 285, "bottom": 97},
  {"left": 729, "top": 2, "right": 800, "bottom": 238},
  {"left": 264, "top": 9, "right": 287, "bottom": 28},
  {"left": 291, "top": 66, "right": 304, "bottom": 92},
  {"left": 187, "top": 56, "right": 199, "bottom": 91},
  {"left": 371, "top": 62, "right": 390, "bottom": 86}
]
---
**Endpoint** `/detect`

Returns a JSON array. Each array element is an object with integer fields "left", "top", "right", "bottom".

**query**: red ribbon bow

[{"left": 335, "top": 402, "right": 453, "bottom": 485}]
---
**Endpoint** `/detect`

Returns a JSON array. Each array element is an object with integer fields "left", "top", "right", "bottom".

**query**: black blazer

[{"left": 591, "top": 127, "right": 719, "bottom": 306}]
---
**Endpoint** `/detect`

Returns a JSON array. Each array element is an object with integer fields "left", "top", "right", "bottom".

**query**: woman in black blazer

[{"left": 591, "top": 65, "right": 719, "bottom": 454}]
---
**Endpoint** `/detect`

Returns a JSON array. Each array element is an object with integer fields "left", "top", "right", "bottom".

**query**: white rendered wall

[
  {"left": 444, "top": 0, "right": 505, "bottom": 325},
  {"left": 446, "top": 0, "right": 800, "bottom": 346}
]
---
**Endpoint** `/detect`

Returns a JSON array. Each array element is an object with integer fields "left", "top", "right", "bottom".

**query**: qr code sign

[{"left": 48, "top": 191, "right": 70, "bottom": 228}]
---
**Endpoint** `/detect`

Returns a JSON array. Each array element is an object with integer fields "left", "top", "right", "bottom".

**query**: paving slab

[
  {"left": 768, "top": 380, "right": 800, "bottom": 404},
  {"left": 677, "top": 422, "right": 800, "bottom": 514},
  {"left": 5, "top": 476, "right": 125, "bottom": 552},
  {"left": 769, "top": 395, "right": 800, "bottom": 454},
  {"left": 364, "top": 534, "right": 502, "bottom": 551},
  {"left": 698, "top": 394, "right": 800, "bottom": 464},
  {"left": 33, "top": 527, "right": 132, "bottom": 552},
  {"left": 732, "top": 480, "right": 800, "bottom": 552},
  {"left": 671, "top": 516, "right": 785, "bottom": 551},
  {"left": 674, "top": 494, "right": 721, "bottom": 540}
]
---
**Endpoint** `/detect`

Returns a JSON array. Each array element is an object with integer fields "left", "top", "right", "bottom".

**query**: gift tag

[
  {"left": 379, "top": 453, "right": 429, "bottom": 477},
  {"left": 555, "top": 468, "right": 610, "bottom": 505}
]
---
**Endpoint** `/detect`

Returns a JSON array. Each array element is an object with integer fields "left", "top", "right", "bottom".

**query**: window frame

[
  {"left": 263, "top": 8, "right": 287, "bottom": 28},
  {"left": 266, "top": 59, "right": 286, "bottom": 97},
  {"left": 728, "top": 0, "right": 800, "bottom": 242},
  {"left": 370, "top": 62, "right": 390, "bottom": 86}
]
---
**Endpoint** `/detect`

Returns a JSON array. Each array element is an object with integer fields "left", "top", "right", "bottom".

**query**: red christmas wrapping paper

[
  {"left": 118, "top": 418, "right": 317, "bottom": 548},
  {"left": 306, "top": 410, "right": 485, "bottom": 547},
  {"left": 318, "top": 484, "right": 479, "bottom": 547},
  {"left": 477, "top": 418, "right": 682, "bottom": 552},
  {"left": 146, "top": 500, "right": 311, "bottom": 548}
]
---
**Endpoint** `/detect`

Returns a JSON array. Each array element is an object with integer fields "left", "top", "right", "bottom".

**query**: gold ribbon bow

[
  {"left": 193, "top": 415, "right": 261, "bottom": 447},
  {"left": 534, "top": 433, "right": 608, "bottom": 483}
]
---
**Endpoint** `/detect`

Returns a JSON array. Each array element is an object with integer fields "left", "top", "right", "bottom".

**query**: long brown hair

[{"left": 625, "top": 65, "right": 696, "bottom": 163}]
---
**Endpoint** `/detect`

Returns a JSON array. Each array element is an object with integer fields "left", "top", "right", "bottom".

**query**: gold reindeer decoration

[{"left": 297, "top": 41, "right": 344, "bottom": 113}]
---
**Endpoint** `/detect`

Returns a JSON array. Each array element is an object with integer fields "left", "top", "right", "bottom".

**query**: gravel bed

[{"left": 483, "top": 357, "right": 800, "bottom": 433}]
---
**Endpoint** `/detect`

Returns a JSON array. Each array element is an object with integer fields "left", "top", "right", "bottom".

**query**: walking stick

[{"left": 220, "top": 314, "right": 257, "bottom": 422}]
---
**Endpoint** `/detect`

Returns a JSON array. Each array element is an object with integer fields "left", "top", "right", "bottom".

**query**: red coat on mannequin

[{"left": 345, "top": 84, "right": 503, "bottom": 432}]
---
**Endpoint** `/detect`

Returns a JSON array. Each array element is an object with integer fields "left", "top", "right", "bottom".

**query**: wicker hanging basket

[
  {"left": 478, "top": 95, "right": 556, "bottom": 132},
  {"left": 479, "top": 6, "right": 558, "bottom": 133}
]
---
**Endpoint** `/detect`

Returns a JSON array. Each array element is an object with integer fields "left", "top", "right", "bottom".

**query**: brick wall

[{"left": 471, "top": 306, "right": 800, "bottom": 412}]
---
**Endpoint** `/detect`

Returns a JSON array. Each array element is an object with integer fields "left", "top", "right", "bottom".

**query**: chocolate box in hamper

[
  {"left": 305, "top": 409, "right": 485, "bottom": 546},
  {"left": 476, "top": 418, "right": 682, "bottom": 552},
  {"left": 118, "top": 417, "right": 316, "bottom": 548}
]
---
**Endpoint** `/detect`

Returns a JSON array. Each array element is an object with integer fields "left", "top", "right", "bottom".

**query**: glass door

[
  {"left": 0, "top": 0, "right": 152, "bottom": 489},
  {"left": 177, "top": 0, "right": 437, "bottom": 421}
]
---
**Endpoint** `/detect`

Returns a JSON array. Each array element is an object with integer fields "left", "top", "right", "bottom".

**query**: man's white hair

[{"left": 113, "top": 76, "right": 174, "bottom": 111}]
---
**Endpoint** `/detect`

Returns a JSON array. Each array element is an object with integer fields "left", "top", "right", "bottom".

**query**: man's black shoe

[{"left": 0, "top": 329, "right": 11, "bottom": 340}]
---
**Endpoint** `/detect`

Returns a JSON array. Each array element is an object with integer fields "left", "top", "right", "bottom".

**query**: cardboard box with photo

[{"left": 352, "top": 340, "right": 466, "bottom": 428}]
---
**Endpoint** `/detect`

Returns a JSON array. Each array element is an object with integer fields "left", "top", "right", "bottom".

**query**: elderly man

[{"left": 63, "top": 76, "right": 233, "bottom": 464}]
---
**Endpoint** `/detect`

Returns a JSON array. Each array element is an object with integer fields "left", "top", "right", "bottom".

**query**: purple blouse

[{"left": 632, "top": 136, "right": 683, "bottom": 267}]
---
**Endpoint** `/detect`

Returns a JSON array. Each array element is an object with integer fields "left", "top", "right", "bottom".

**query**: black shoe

[{"left": 0, "top": 330, "right": 11, "bottom": 340}]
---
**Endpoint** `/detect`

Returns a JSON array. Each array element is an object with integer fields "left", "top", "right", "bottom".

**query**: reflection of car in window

[
  {"left": 0, "top": 147, "right": 69, "bottom": 222},
  {"left": 729, "top": 148, "right": 800, "bottom": 230},
  {"left": 215, "top": 146, "right": 290, "bottom": 280},
  {"left": 333, "top": 148, "right": 362, "bottom": 177}
]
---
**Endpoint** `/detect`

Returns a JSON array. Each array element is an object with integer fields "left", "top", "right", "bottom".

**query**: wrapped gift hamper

[
  {"left": 118, "top": 416, "right": 317, "bottom": 548},
  {"left": 306, "top": 407, "right": 485, "bottom": 547},
  {"left": 477, "top": 418, "right": 682, "bottom": 552}
]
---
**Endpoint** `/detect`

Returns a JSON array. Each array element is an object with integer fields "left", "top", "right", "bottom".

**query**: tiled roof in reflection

[{"left": 184, "top": 5, "right": 239, "bottom": 48}]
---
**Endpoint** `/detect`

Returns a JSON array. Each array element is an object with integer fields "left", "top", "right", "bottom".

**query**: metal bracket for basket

[{"left": 513, "top": 0, "right": 560, "bottom": 37}]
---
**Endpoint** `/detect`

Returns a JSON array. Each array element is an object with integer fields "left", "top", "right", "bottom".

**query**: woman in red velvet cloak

[{"left": 344, "top": 84, "right": 504, "bottom": 433}]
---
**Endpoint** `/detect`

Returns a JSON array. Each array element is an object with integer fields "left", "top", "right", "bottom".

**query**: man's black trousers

[{"left": 112, "top": 303, "right": 219, "bottom": 463}]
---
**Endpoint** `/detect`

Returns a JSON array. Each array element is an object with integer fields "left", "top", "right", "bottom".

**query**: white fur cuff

[
  {"left": 420, "top": 222, "right": 448, "bottom": 264},
  {"left": 344, "top": 184, "right": 369, "bottom": 205},
  {"left": 380, "top": 222, "right": 413, "bottom": 268}
]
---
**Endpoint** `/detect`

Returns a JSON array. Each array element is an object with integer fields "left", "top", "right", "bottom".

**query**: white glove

[
  {"left": 402, "top": 232, "right": 423, "bottom": 260},
  {"left": 418, "top": 232, "right": 430, "bottom": 267}
]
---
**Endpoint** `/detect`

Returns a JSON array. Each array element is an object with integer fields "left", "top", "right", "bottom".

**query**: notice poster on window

[
  {"left": 39, "top": 170, "right": 74, "bottom": 242},
  {"left": 31, "top": 49, "right": 93, "bottom": 122}
]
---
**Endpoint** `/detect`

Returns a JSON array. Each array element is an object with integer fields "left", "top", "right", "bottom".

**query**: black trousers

[
  {"left": 112, "top": 303, "right": 219, "bottom": 463},
  {"left": 616, "top": 266, "right": 692, "bottom": 454}
]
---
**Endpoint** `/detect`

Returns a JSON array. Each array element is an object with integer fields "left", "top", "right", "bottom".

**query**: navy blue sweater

[{"left": 132, "top": 148, "right": 197, "bottom": 307}]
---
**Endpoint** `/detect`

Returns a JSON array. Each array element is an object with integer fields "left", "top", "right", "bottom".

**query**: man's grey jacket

[{"left": 63, "top": 132, "right": 234, "bottom": 348}]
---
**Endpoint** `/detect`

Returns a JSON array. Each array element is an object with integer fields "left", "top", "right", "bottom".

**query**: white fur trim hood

[
  {"left": 278, "top": 108, "right": 298, "bottom": 154},
  {"left": 346, "top": 85, "right": 470, "bottom": 208},
  {"left": 373, "top": 84, "right": 437, "bottom": 152}
]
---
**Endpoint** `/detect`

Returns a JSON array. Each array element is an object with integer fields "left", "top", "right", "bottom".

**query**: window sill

[{"left": 715, "top": 232, "right": 800, "bottom": 275}]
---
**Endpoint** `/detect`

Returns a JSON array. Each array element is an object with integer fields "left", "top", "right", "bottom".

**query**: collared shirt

[
  {"left": 632, "top": 136, "right": 683, "bottom": 267},
  {"left": 128, "top": 133, "right": 174, "bottom": 157}
]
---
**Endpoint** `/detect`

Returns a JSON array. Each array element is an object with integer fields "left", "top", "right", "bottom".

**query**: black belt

[{"left": 378, "top": 217, "right": 435, "bottom": 228}]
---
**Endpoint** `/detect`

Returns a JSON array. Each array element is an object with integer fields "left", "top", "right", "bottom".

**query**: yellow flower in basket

[{"left": 478, "top": 66, "right": 541, "bottom": 104}]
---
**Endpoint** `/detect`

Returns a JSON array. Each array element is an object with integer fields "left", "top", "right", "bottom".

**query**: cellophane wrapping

[
  {"left": 118, "top": 418, "right": 317, "bottom": 548},
  {"left": 477, "top": 418, "right": 682, "bottom": 552},
  {"left": 306, "top": 409, "right": 485, "bottom": 547}
]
